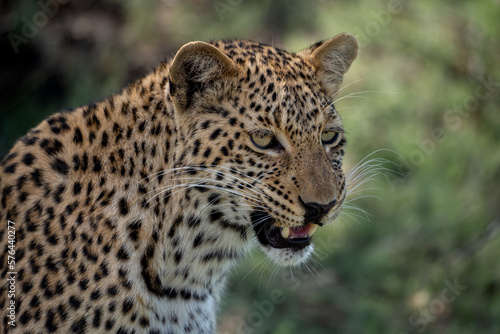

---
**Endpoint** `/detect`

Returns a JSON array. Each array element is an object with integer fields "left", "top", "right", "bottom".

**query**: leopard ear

[
  {"left": 169, "top": 41, "right": 237, "bottom": 111},
  {"left": 300, "top": 33, "right": 358, "bottom": 96}
]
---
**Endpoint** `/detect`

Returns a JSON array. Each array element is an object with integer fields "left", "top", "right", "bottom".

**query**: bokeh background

[{"left": 1, "top": 0, "right": 500, "bottom": 333}]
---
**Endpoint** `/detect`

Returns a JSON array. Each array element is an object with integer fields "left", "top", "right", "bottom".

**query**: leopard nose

[{"left": 299, "top": 197, "right": 337, "bottom": 225}]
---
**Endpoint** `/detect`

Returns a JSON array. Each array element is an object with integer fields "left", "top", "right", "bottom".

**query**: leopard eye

[
  {"left": 321, "top": 131, "right": 339, "bottom": 145},
  {"left": 251, "top": 133, "right": 275, "bottom": 149}
]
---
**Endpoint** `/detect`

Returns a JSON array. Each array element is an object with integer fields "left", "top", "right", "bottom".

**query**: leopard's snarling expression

[{"left": 168, "top": 34, "right": 358, "bottom": 265}]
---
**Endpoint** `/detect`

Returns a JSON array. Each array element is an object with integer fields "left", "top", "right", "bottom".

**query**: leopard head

[{"left": 168, "top": 33, "right": 358, "bottom": 265}]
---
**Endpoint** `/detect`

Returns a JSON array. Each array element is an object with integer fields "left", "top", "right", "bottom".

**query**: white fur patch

[{"left": 259, "top": 244, "right": 314, "bottom": 266}]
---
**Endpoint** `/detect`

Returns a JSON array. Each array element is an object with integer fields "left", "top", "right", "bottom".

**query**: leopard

[{"left": 0, "top": 32, "right": 358, "bottom": 333}]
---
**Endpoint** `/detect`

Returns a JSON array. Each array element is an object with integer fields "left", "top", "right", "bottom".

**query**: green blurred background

[{"left": 1, "top": 0, "right": 499, "bottom": 333}]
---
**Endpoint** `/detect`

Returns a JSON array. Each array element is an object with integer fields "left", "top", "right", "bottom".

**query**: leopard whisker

[
  {"left": 267, "top": 263, "right": 281, "bottom": 291},
  {"left": 244, "top": 214, "right": 273, "bottom": 240},
  {"left": 332, "top": 90, "right": 399, "bottom": 104},
  {"left": 341, "top": 204, "right": 372, "bottom": 220},
  {"left": 258, "top": 257, "right": 273, "bottom": 290},
  {"left": 146, "top": 166, "right": 266, "bottom": 199},
  {"left": 346, "top": 160, "right": 394, "bottom": 182},
  {"left": 144, "top": 182, "right": 264, "bottom": 208},
  {"left": 334, "top": 77, "right": 367, "bottom": 95},
  {"left": 198, "top": 203, "right": 268, "bottom": 220},
  {"left": 319, "top": 77, "right": 367, "bottom": 114},
  {"left": 345, "top": 150, "right": 399, "bottom": 197},
  {"left": 310, "top": 247, "right": 329, "bottom": 266},
  {"left": 345, "top": 194, "right": 384, "bottom": 203},
  {"left": 242, "top": 256, "right": 269, "bottom": 281},
  {"left": 145, "top": 177, "right": 263, "bottom": 203},
  {"left": 195, "top": 168, "right": 266, "bottom": 197},
  {"left": 299, "top": 261, "right": 323, "bottom": 287}
]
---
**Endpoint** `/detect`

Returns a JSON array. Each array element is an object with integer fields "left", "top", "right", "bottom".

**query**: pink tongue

[{"left": 290, "top": 223, "right": 312, "bottom": 238}]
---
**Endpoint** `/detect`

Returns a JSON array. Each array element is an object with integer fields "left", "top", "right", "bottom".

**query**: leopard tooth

[
  {"left": 281, "top": 227, "right": 290, "bottom": 239},
  {"left": 309, "top": 223, "right": 318, "bottom": 236}
]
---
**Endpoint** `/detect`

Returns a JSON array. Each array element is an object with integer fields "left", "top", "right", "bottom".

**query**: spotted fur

[{"left": 0, "top": 33, "right": 358, "bottom": 333}]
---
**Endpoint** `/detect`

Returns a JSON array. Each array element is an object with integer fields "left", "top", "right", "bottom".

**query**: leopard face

[{"left": 168, "top": 34, "right": 357, "bottom": 265}]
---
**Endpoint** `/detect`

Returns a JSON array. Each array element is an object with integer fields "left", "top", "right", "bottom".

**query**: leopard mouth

[{"left": 251, "top": 212, "right": 319, "bottom": 250}]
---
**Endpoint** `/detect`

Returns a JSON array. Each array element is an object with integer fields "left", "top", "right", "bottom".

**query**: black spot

[
  {"left": 117, "top": 246, "right": 130, "bottom": 261},
  {"left": 45, "top": 256, "right": 59, "bottom": 272},
  {"left": 81, "top": 153, "right": 89, "bottom": 171},
  {"left": 73, "top": 182, "right": 82, "bottom": 195},
  {"left": 193, "top": 233, "right": 203, "bottom": 248},
  {"left": 209, "top": 209, "right": 223, "bottom": 222},
  {"left": 90, "top": 289, "right": 101, "bottom": 300},
  {"left": 71, "top": 317, "right": 87, "bottom": 333},
  {"left": 203, "top": 148, "right": 211, "bottom": 158},
  {"left": 202, "top": 249, "right": 236, "bottom": 262},
  {"left": 16, "top": 175, "right": 27, "bottom": 190},
  {"left": 19, "top": 310, "right": 31, "bottom": 325},
  {"left": 116, "top": 327, "right": 130, "bottom": 334},
  {"left": 101, "top": 131, "right": 109, "bottom": 147},
  {"left": 83, "top": 245, "right": 98, "bottom": 262},
  {"left": 267, "top": 82, "right": 275, "bottom": 94},
  {"left": 18, "top": 192, "right": 28, "bottom": 203},
  {"left": 30, "top": 169, "right": 43, "bottom": 187},
  {"left": 187, "top": 216, "right": 201, "bottom": 228},
  {"left": 139, "top": 316, "right": 149, "bottom": 327},
  {"left": 192, "top": 139, "right": 200, "bottom": 156},
  {"left": 72, "top": 154, "right": 81, "bottom": 170},
  {"left": 164, "top": 287, "right": 178, "bottom": 299},
  {"left": 47, "top": 233, "right": 59, "bottom": 245},
  {"left": 211, "top": 156, "right": 221, "bottom": 165},
  {"left": 168, "top": 215, "right": 183, "bottom": 238},
  {"left": 51, "top": 158, "right": 69, "bottom": 175},
  {"left": 105, "top": 319, "right": 115, "bottom": 330},
  {"left": 30, "top": 295, "right": 40, "bottom": 308},
  {"left": 119, "top": 198, "right": 129, "bottom": 215},
  {"left": 1, "top": 185, "right": 12, "bottom": 208},
  {"left": 22, "top": 153, "right": 36, "bottom": 166},
  {"left": 138, "top": 121, "right": 146, "bottom": 132},
  {"left": 53, "top": 184, "right": 66, "bottom": 203},
  {"left": 92, "top": 156, "right": 102, "bottom": 172},
  {"left": 174, "top": 251, "right": 182, "bottom": 264},
  {"left": 22, "top": 281, "right": 33, "bottom": 293},
  {"left": 209, "top": 128, "right": 221, "bottom": 140},
  {"left": 57, "top": 303, "right": 68, "bottom": 320},
  {"left": 45, "top": 309, "right": 58, "bottom": 332},
  {"left": 201, "top": 120, "right": 211, "bottom": 129},
  {"left": 140, "top": 245, "right": 161, "bottom": 296},
  {"left": 220, "top": 219, "right": 248, "bottom": 239},
  {"left": 79, "top": 278, "right": 89, "bottom": 291},
  {"left": 73, "top": 127, "right": 83, "bottom": 144},
  {"left": 65, "top": 201, "right": 78, "bottom": 215},
  {"left": 208, "top": 193, "right": 221, "bottom": 205},
  {"left": 106, "top": 286, "right": 117, "bottom": 297},
  {"left": 20, "top": 135, "right": 38, "bottom": 146},
  {"left": 69, "top": 296, "right": 82, "bottom": 309},
  {"left": 150, "top": 124, "right": 162, "bottom": 136},
  {"left": 3, "top": 163, "right": 17, "bottom": 173},
  {"left": 127, "top": 219, "right": 142, "bottom": 241},
  {"left": 93, "top": 308, "right": 102, "bottom": 328},
  {"left": 122, "top": 298, "right": 134, "bottom": 314}
]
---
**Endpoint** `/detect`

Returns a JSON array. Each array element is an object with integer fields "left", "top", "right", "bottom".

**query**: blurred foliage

[{"left": 1, "top": 0, "right": 500, "bottom": 333}]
